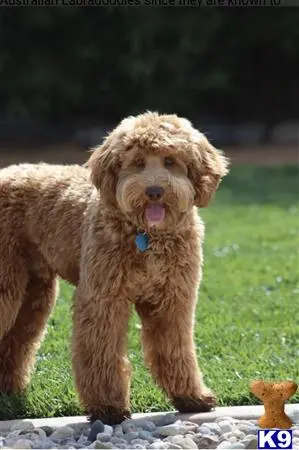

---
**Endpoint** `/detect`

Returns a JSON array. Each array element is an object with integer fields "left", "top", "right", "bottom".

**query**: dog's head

[{"left": 87, "top": 112, "right": 229, "bottom": 230}]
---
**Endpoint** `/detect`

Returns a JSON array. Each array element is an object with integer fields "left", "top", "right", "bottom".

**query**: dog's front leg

[
  {"left": 72, "top": 285, "right": 132, "bottom": 425},
  {"left": 136, "top": 295, "right": 216, "bottom": 413}
]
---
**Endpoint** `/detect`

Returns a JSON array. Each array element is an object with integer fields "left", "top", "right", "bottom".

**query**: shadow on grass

[
  {"left": 0, "top": 392, "right": 83, "bottom": 420},
  {"left": 214, "top": 165, "right": 299, "bottom": 206},
  {"left": 0, "top": 393, "right": 29, "bottom": 421}
]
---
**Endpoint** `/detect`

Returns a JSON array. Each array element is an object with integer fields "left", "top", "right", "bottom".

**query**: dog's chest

[{"left": 128, "top": 235, "right": 181, "bottom": 296}]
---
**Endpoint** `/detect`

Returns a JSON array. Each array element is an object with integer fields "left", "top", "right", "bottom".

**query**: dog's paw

[
  {"left": 172, "top": 392, "right": 217, "bottom": 413},
  {"left": 89, "top": 406, "right": 131, "bottom": 425}
]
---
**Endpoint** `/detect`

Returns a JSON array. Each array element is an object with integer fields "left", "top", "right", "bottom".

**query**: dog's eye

[
  {"left": 164, "top": 156, "right": 175, "bottom": 168},
  {"left": 134, "top": 158, "right": 145, "bottom": 169}
]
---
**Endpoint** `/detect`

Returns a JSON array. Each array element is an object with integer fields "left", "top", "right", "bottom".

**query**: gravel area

[{"left": 1, "top": 413, "right": 299, "bottom": 449}]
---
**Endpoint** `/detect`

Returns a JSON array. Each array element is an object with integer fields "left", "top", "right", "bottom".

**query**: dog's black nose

[{"left": 145, "top": 185, "right": 164, "bottom": 201}]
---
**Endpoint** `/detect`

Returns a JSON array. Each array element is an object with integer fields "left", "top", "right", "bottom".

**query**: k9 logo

[{"left": 258, "top": 430, "right": 293, "bottom": 449}]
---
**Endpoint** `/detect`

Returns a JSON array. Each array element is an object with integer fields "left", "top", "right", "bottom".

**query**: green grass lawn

[{"left": 1, "top": 165, "right": 298, "bottom": 420}]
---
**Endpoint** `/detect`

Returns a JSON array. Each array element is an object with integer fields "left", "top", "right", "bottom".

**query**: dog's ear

[
  {"left": 188, "top": 135, "right": 229, "bottom": 208},
  {"left": 86, "top": 136, "right": 120, "bottom": 206}
]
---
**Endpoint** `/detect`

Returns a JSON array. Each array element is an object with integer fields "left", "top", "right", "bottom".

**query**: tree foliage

[{"left": 0, "top": 8, "right": 298, "bottom": 123}]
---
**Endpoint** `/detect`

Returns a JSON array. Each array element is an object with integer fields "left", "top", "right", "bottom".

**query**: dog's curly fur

[{"left": 0, "top": 112, "right": 229, "bottom": 424}]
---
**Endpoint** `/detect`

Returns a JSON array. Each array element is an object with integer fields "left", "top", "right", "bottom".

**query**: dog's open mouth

[{"left": 145, "top": 203, "right": 165, "bottom": 226}]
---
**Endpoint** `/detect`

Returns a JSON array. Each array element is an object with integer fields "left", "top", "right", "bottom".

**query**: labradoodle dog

[{"left": 0, "top": 112, "right": 229, "bottom": 424}]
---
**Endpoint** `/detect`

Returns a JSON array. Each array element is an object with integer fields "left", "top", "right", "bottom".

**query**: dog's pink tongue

[{"left": 146, "top": 203, "right": 165, "bottom": 224}]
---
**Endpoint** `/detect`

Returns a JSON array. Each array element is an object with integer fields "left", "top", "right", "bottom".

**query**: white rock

[
  {"left": 158, "top": 413, "right": 177, "bottom": 426},
  {"left": 235, "top": 420, "right": 253, "bottom": 425},
  {"left": 194, "top": 434, "right": 219, "bottom": 447},
  {"left": 217, "top": 441, "right": 235, "bottom": 449},
  {"left": 93, "top": 441, "right": 115, "bottom": 449},
  {"left": 242, "top": 436, "right": 258, "bottom": 449},
  {"left": 11, "top": 421, "right": 35, "bottom": 432},
  {"left": 182, "top": 421, "right": 198, "bottom": 432},
  {"left": 185, "top": 431, "right": 196, "bottom": 437},
  {"left": 134, "top": 419, "right": 156, "bottom": 431},
  {"left": 7, "top": 430, "right": 23, "bottom": 439},
  {"left": 123, "top": 431, "right": 139, "bottom": 442},
  {"left": 103, "top": 425, "right": 113, "bottom": 436},
  {"left": 218, "top": 421, "right": 234, "bottom": 434},
  {"left": 96, "top": 424, "right": 113, "bottom": 441},
  {"left": 169, "top": 436, "right": 198, "bottom": 449},
  {"left": 111, "top": 437, "right": 127, "bottom": 444},
  {"left": 22, "top": 431, "right": 47, "bottom": 442},
  {"left": 215, "top": 417, "right": 238, "bottom": 423},
  {"left": 164, "top": 434, "right": 184, "bottom": 443},
  {"left": 222, "top": 432, "right": 237, "bottom": 443},
  {"left": 96, "top": 434, "right": 111, "bottom": 442},
  {"left": 11, "top": 439, "right": 33, "bottom": 449},
  {"left": 122, "top": 419, "right": 137, "bottom": 433},
  {"left": 157, "top": 420, "right": 196, "bottom": 436},
  {"left": 78, "top": 433, "right": 90, "bottom": 444},
  {"left": 139, "top": 430, "right": 155, "bottom": 443},
  {"left": 131, "top": 438, "right": 151, "bottom": 446},
  {"left": 114, "top": 424, "right": 124, "bottom": 437},
  {"left": 234, "top": 431, "right": 246, "bottom": 440},
  {"left": 50, "top": 426, "right": 75, "bottom": 440},
  {"left": 237, "top": 424, "right": 257, "bottom": 435},
  {"left": 29, "top": 437, "right": 56, "bottom": 449},
  {"left": 61, "top": 440, "right": 77, "bottom": 449},
  {"left": 149, "top": 441, "right": 168, "bottom": 449},
  {"left": 197, "top": 425, "right": 212, "bottom": 435},
  {"left": 32, "top": 428, "right": 47, "bottom": 439},
  {"left": 201, "top": 422, "right": 222, "bottom": 435},
  {"left": 223, "top": 430, "right": 245, "bottom": 441},
  {"left": 242, "top": 434, "right": 257, "bottom": 441}
]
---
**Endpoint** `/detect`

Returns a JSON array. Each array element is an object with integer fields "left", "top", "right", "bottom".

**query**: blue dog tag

[{"left": 135, "top": 233, "right": 149, "bottom": 252}]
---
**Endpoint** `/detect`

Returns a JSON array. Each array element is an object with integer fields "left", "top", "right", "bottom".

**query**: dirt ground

[{"left": 0, "top": 142, "right": 298, "bottom": 168}]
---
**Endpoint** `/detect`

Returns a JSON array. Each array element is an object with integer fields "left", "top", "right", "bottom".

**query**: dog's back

[{"left": 0, "top": 163, "right": 93, "bottom": 285}]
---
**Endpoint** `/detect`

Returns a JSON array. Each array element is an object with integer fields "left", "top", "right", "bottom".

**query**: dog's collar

[{"left": 135, "top": 230, "right": 149, "bottom": 252}]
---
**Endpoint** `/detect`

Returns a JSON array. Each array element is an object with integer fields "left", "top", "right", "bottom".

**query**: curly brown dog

[{"left": 0, "top": 112, "right": 229, "bottom": 424}]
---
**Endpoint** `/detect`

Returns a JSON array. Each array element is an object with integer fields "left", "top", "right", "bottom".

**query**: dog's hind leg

[
  {"left": 0, "top": 272, "right": 57, "bottom": 393},
  {"left": 0, "top": 250, "right": 29, "bottom": 344}
]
